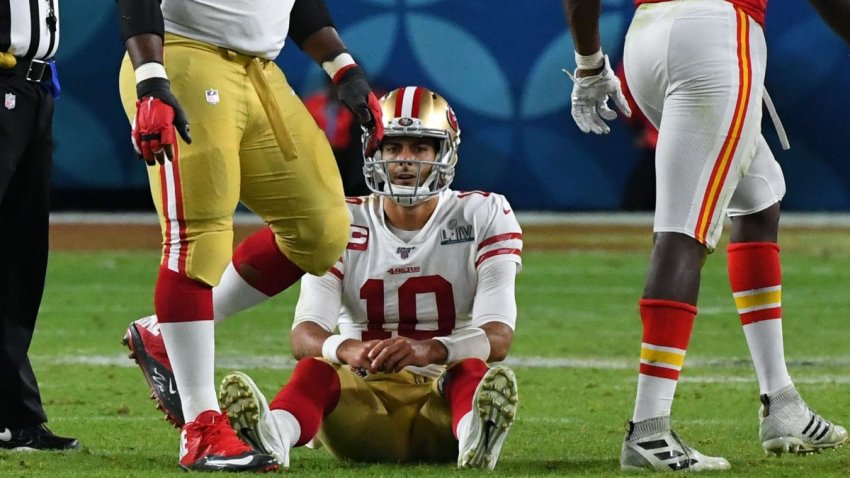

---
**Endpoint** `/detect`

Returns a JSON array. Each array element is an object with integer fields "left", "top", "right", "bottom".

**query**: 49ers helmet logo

[
  {"left": 446, "top": 106, "right": 458, "bottom": 132},
  {"left": 398, "top": 117, "right": 414, "bottom": 126}
]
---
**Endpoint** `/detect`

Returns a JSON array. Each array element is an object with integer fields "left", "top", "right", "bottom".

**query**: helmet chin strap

[{"left": 385, "top": 183, "right": 432, "bottom": 207}]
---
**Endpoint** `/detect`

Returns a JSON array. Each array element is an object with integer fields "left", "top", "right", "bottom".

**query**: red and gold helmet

[{"left": 362, "top": 86, "right": 461, "bottom": 206}]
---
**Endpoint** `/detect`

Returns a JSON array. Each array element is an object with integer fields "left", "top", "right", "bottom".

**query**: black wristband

[
  {"left": 116, "top": 0, "right": 165, "bottom": 42},
  {"left": 335, "top": 65, "right": 366, "bottom": 86},
  {"left": 136, "top": 77, "right": 170, "bottom": 99}
]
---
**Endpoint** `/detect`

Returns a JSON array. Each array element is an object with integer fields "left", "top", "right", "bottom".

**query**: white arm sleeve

[
  {"left": 292, "top": 272, "right": 343, "bottom": 333},
  {"left": 471, "top": 260, "right": 518, "bottom": 330}
]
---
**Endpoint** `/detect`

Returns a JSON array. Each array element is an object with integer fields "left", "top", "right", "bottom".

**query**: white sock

[
  {"left": 632, "top": 374, "right": 677, "bottom": 423},
  {"left": 456, "top": 411, "right": 473, "bottom": 443},
  {"left": 159, "top": 321, "right": 219, "bottom": 423},
  {"left": 271, "top": 409, "right": 301, "bottom": 448},
  {"left": 212, "top": 262, "right": 270, "bottom": 323},
  {"left": 743, "top": 319, "right": 792, "bottom": 395}
]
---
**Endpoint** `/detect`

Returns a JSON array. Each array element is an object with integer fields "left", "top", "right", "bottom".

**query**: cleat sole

[
  {"left": 458, "top": 366, "right": 518, "bottom": 470},
  {"left": 122, "top": 323, "right": 184, "bottom": 428}
]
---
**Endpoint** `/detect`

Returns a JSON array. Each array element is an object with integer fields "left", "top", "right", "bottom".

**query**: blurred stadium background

[
  {"left": 11, "top": 2, "right": 850, "bottom": 475},
  {"left": 53, "top": 0, "right": 850, "bottom": 212}
]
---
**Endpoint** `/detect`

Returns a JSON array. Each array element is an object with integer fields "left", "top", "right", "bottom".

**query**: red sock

[
  {"left": 638, "top": 299, "right": 696, "bottom": 381},
  {"left": 269, "top": 358, "right": 340, "bottom": 446},
  {"left": 443, "top": 359, "right": 488, "bottom": 438},
  {"left": 154, "top": 266, "right": 213, "bottom": 323},
  {"left": 232, "top": 228, "right": 305, "bottom": 296},
  {"left": 727, "top": 242, "right": 782, "bottom": 324}
]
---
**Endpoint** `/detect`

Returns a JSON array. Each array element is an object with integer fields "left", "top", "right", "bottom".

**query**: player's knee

[
  {"left": 175, "top": 220, "right": 234, "bottom": 287},
  {"left": 281, "top": 205, "right": 349, "bottom": 275},
  {"left": 294, "top": 357, "right": 336, "bottom": 375}
]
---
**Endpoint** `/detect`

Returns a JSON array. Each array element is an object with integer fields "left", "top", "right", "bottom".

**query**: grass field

[{"left": 5, "top": 224, "right": 850, "bottom": 476}]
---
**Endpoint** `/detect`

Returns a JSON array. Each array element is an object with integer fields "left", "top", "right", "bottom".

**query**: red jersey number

[{"left": 359, "top": 275, "right": 456, "bottom": 340}]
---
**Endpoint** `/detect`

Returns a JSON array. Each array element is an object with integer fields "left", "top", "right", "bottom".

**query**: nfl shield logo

[
  {"left": 205, "top": 89, "right": 220, "bottom": 105},
  {"left": 4, "top": 93, "right": 15, "bottom": 110}
]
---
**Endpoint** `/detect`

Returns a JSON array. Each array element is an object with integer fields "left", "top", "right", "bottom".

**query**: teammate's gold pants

[
  {"left": 317, "top": 365, "right": 457, "bottom": 463},
  {"left": 118, "top": 34, "right": 348, "bottom": 285}
]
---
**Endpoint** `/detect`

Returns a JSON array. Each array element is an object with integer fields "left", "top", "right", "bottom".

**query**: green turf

[{"left": 5, "top": 227, "right": 850, "bottom": 476}]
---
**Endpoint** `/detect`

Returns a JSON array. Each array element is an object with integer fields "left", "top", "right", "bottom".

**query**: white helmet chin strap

[
  {"left": 384, "top": 175, "right": 438, "bottom": 207},
  {"left": 385, "top": 184, "right": 428, "bottom": 207}
]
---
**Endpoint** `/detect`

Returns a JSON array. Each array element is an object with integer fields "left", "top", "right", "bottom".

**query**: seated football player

[{"left": 124, "top": 86, "right": 522, "bottom": 470}]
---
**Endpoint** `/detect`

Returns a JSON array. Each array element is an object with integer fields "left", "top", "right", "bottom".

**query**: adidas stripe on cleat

[
  {"left": 760, "top": 384, "right": 848, "bottom": 456},
  {"left": 620, "top": 416, "right": 731, "bottom": 472},
  {"left": 457, "top": 365, "right": 518, "bottom": 470}
]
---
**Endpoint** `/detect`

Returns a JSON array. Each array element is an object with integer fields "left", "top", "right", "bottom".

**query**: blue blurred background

[{"left": 52, "top": 0, "right": 850, "bottom": 211}]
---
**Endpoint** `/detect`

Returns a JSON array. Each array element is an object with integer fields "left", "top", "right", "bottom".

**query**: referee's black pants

[{"left": 0, "top": 72, "right": 53, "bottom": 429}]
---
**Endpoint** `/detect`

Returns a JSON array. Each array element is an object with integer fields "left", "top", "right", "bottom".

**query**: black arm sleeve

[
  {"left": 116, "top": 0, "right": 164, "bottom": 42},
  {"left": 288, "top": 0, "right": 335, "bottom": 49}
]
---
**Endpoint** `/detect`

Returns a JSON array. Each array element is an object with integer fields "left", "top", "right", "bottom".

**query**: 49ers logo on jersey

[{"left": 347, "top": 224, "right": 369, "bottom": 251}]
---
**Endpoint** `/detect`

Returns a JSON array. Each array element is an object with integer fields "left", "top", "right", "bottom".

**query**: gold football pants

[
  {"left": 119, "top": 34, "right": 348, "bottom": 285},
  {"left": 317, "top": 366, "right": 457, "bottom": 463}
]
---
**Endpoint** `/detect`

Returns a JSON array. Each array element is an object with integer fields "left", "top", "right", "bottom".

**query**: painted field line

[
  {"left": 682, "top": 375, "right": 850, "bottom": 385},
  {"left": 518, "top": 417, "right": 741, "bottom": 426},
  {"left": 48, "top": 211, "right": 850, "bottom": 228},
  {"left": 33, "top": 354, "right": 850, "bottom": 370}
]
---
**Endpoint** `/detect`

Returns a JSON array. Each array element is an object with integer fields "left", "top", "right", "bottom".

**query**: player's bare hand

[
  {"left": 563, "top": 55, "right": 631, "bottom": 134},
  {"left": 337, "top": 339, "right": 379, "bottom": 372},
  {"left": 368, "top": 337, "right": 443, "bottom": 373}
]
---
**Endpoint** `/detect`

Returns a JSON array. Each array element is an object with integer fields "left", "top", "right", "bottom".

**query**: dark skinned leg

[
  {"left": 642, "top": 232, "right": 708, "bottom": 305},
  {"left": 729, "top": 202, "right": 779, "bottom": 244}
]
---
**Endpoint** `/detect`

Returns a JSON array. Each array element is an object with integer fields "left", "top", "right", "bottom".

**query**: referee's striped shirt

[{"left": 1, "top": 0, "right": 60, "bottom": 60}]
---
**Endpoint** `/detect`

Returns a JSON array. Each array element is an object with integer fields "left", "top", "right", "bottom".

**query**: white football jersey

[
  {"left": 295, "top": 190, "right": 522, "bottom": 341},
  {"left": 162, "top": 0, "right": 294, "bottom": 59}
]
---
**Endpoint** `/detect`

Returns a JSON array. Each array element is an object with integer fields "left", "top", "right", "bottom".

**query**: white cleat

[
  {"left": 457, "top": 365, "right": 518, "bottom": 470},
  {"left": 620, "top": 416, "right": 731, "bottom": 472},
  {"left": 219, "top": 371, "right": 291, "bottom": 469},
  {"left": 759, "top": 384, "right": 848, "bottom": 456}
]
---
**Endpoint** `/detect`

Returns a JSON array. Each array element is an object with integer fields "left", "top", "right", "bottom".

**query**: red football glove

[
  {"left": 335, "top": 65, "right": 383, "bottom": 157},
  {"left": 132, "top": 77, "right": 192, "bottom": 165},
  {"left": 363, "top": 92, "right": 384, "bottom": 157}
]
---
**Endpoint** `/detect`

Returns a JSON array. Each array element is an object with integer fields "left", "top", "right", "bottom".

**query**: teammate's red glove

[
  {"left": 334, "top": 65, "right": 383, "bottom": 156},
  {"left": 132, "top": 77, "right": 192, "bottom": 165}
]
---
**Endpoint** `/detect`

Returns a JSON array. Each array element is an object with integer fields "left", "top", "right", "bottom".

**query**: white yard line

[
  {"left": 34, "top": 354, "right": 850, "bottom": 372},
  {"left": 48, "top": 212, "right": 850, "bottom": 228}
]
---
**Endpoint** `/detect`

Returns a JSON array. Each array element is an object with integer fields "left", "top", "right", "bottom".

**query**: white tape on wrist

[
  {"left": 575, "top": 48, "right": 604, "bottom": 70},
  {"left": 134, "top": 62, "right": 168, "bottom": 83},
  {"left": 321, "top": 334, "right": 347, "bottom": 364},
  {"left": 434, "top": 327, "right": 491, "bottom": 363},
  {"left": 321, "top": 52, "right": 356, "bottom": 82}
]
